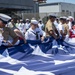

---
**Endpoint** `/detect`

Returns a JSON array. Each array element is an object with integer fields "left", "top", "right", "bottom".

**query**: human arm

[{"left": 9, "top": 28, "right": 19, "bottom": 46}]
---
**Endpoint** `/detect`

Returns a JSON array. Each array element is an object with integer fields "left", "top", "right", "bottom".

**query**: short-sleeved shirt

[
  {"left": 45, "top": 20, "right": 56, "bottom": 37},
  {"left": 68, "top": 22, "right": 72, "bottom": 30},
  {"left": 18, "top": 23, "right": 25, "bottom": 33},
  {"left": 38, "top": 23, "right": 44, "bottom": 30},
  {"left": 25, "top": 27, "right": 43, "bottom": 40},
  {"left": 58, "top": 23, "right": 64, "bottom": 36},
  {"left": 25, "top": 23, "right": 30, "bottom": 30},
  {"left": 2, "top": 27, "right": 17, "bottom": 41},
  {"left": 63, "top": 23, "right": 69, "bottom": 35}
]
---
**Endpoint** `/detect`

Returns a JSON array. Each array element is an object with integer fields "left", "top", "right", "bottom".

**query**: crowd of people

[{"left": 0, "top": 13, "right": 75, "bottom": 47}]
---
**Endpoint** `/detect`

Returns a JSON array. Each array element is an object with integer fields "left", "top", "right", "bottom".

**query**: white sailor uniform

[
  {"left": 38, "top": 23, "right": 44, "bottom": 30},
  {"left": 25, "top": 28, "right": 37, "bottom": 40},
  {"left": 58, "top": 23, "right": 64, "bottom": 37},
  {"left": 25, "top": 23, "right": 30, "bottom": 30}
]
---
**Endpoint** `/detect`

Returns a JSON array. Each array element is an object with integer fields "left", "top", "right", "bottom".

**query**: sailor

[
  {"left": 25, "top": 20, "right": 38, "bottom": 40},
  {"left": 68, "top": 16, "right": 74, "bottom": 30},
  {"left": 54, "top": 18, "right": 59, "bottom": 30},
  {"left": 36, "top": 23, "right": 46, "bottom": 41},
  {"left": 38, "top": 19, "right": 44, "bottom": 30},
  {"left": 25, "top": 19, "right": 45, "bottom": 41},
  {"left": 58, "top": 17, "right": 65, "bottom": 39},
  {"left": 18, "top": 19, "right": 25, "bottom": 33},
  {"left": 0, "top": 13, "right": 19, "bottom": 46},
  {"left": 25, "top": 19, "right": 30, "bottom": 31}
]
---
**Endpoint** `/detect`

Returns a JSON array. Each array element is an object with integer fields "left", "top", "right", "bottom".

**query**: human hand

[
  {"left": 41, "top": 37, "right": 45, "bottom": 41},
  {"left": 24, "top": 40, "right": 27, "bottom": 44},
  {"left": 7, "top": 42, "right": 13, "bottom": 47}
]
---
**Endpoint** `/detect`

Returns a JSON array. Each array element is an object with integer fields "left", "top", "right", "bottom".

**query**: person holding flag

[
  {"left": 0, "top": 13, "right": 19, "bottom": 47},
  {"left": 45, "top": 15, "right": 59, "bottom": 40}
]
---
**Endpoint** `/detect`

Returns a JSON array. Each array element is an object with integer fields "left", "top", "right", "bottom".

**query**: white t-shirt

[
  {"left": 58, "top": 23, "right": 64, "bottom": 37},
  {"left": 68, "top": 21, "right": 72, "bottom": 30},
  {"left": 25, "top": 23, "right": 30, "bottom": 30},
  {"left": 18, "top": 23, "right": 25, "bottom": 33},
  {"left": 54, "top": 21, "right": 59, "bottom": 30},
  {"left": 38, "top": 23, "right": 44, "bottom": 30}
]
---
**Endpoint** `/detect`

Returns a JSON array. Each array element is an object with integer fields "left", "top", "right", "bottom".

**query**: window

[
  {"left": 70, "top": 12, "right": 71, "bottom": 15},
  {"left": 62, "top": 10, "right": 65, "bottom": 12},
  {"left": 66, "top": 10, "right": 69, "bottom": 15}
]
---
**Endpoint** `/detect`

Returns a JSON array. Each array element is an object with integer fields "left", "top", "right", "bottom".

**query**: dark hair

[
  {"left": 72, "top": 21, "right": 75, "bottom": 26},
  {"left": 59, "top": 18, "right": 64, "bottom": 20},
  {"left": 49, "top": 15, "right": 56, "bottom": 19}
]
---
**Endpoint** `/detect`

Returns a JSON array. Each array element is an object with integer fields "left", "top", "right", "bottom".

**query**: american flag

[{"left": 0, "top": 38, "right": 75, "bottom": 75}]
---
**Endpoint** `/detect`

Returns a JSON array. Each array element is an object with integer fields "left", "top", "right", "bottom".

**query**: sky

[{"left": 47, "top": 0, "right": 75, "bottom": 4}]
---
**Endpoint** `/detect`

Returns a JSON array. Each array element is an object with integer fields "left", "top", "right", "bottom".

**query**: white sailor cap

[
  {"left": 68, "top": 16, "right": 73, "bottom": 19},
  {"left": 68, "top": 16, "right": 74, "bottom": 20},
  {"left": 20, "top": 19, "right": 23, "bottom": 22},
  {"left": 31, "top": 20, "right": 38, "bottom": 25},
  {"left": 59, "top": 17, "right": 64, "bottom": 20},
  {"left": 62, "top": 16, "right": 67, "bottom": 19},
  {"left": 26, "top": 19, "right": 29, "bottom": 21},
  {"left": 59, "top": 17, "right": 66, "bottom": 20},
  {"left": 0, "top": 13, "right": 11, "bottom": 24}
]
